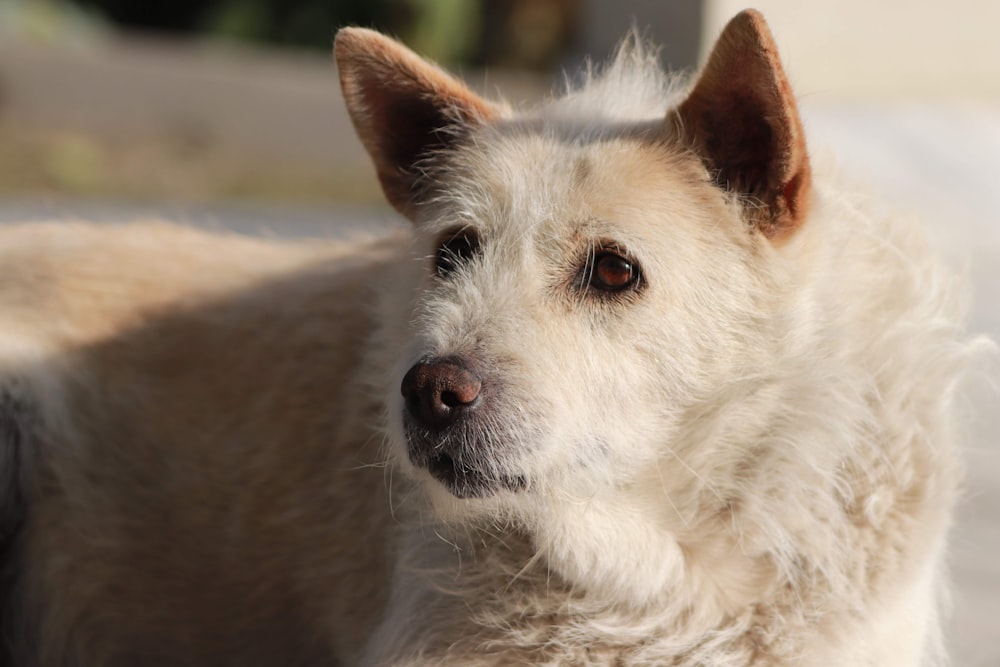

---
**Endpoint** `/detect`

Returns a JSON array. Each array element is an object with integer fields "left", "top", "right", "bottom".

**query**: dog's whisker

[{"left": 653, "top": 459, "right": 688, "bottom": 527}]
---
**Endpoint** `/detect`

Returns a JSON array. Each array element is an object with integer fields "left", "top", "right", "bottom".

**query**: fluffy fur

[{"left": 0, "top": 10, "right": 984, "bottom": 666}]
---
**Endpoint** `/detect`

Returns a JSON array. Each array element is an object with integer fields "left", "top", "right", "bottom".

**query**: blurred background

[
  {"left": 0, "top": 0, "right": 997, "bottom": 211},
  {"left": 0, "top": 0, "right": 997, "bottom": 664}
]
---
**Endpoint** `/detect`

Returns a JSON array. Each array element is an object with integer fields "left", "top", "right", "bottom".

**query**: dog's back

[{"left": 0, "top": 223, "right": 400, "bottom": 665}]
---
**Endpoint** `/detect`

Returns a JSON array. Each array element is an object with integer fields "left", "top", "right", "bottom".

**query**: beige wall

[{"left": 705, "top": 1, "right": 1000, "bottom": 100}]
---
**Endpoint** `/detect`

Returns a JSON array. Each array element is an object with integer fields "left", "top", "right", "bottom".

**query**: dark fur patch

[
  {"left": 0, "top": 388, "right": 30, "bottom": 541},
  {"left": 0, "top": 384, "right": 34, "bottom": 664}
]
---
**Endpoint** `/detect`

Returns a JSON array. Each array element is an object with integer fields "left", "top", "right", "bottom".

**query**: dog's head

[{"left": 336, "top": 10, "right": 812, "bottom": 586}]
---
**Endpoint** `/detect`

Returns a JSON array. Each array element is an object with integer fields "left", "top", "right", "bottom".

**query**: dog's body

[{"left": 0, "top": 10, "right": 981, "bottom": 666}]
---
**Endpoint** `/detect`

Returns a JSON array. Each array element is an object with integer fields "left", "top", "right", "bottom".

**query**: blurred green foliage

[
  {"left": 65, "top": 0, "right": 480, "bottom": 63},
  {"left": 0, "top": 0, "right": 110, "bottom": 43},
  {"left": 59, "top": 0, "right": 579, "bottom": 68}
]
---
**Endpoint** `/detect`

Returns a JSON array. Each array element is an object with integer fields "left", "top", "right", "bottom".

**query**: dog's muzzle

[{"left": 400, "top": 356, "right": 523, "bottom": 498}]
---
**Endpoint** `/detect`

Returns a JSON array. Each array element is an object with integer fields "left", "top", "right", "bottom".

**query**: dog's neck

[
  {"left": 531, "top": 476, "right": 779, "bottom": 617},
  {"left": 397, "top": 475, "right": 778, "bottom": 622},
  {"left": 373, "top": 488, "right": 778, "bottom": 664}
]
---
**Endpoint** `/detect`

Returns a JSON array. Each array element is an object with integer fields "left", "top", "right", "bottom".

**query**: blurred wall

[
  {"left": 705, "top": 0, "right": 1000, "bottom": 100},
  {"left": 2, "top": 0, "right": 998, "bottom": 205},
  {"left": 572, "top": 0, "right": 703, "bottom": 73}
]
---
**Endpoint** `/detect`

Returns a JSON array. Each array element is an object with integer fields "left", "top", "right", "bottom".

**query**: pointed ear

[
  {"left": 673, "top": 10, "right": 811, "bottom": 240},
  {"left": 335, "top": 28, "right": 501, "bottom": 219}
]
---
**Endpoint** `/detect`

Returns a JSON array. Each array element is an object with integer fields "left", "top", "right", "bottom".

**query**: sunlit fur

[
  {"left": 0, "top": 18, "right": 986, "bottom": 667},
  {"left": 363, "top": 32, "right": 983, "bottom": 667}
]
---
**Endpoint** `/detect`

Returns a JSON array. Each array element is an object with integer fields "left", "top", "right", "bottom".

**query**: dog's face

[
  {"left": 387, "top": 137, "right": 766, "bottom": 507},
  {"left": 336, "top": 13, "right": 811, "bottom": 534}
]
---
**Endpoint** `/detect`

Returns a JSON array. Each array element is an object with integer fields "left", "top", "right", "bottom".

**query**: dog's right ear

[
  {"left": 335, "top": 28, "right": 502, "bottom": 219},
  {"left": 672, "top": 10, "right": 811, "bottom": 241}
]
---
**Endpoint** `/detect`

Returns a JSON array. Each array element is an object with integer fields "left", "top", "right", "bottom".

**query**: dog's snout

[{"left": 401, "top": 357, "right": 482, "bottom": 431}]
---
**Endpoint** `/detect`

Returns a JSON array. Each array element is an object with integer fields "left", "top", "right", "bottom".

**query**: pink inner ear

[
  {"left": 335, "top": 28, "right": 499, "bottom": 219},
  {"left": 782, "top": 172, "right": 804, "bottom": 222},
  {"left": 674, "top": 10, "right": 811, "bottom": 240}
]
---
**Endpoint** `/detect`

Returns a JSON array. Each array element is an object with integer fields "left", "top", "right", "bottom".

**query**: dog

[{"left": 0, "top": 9, "right": 982, "bottom": 666}]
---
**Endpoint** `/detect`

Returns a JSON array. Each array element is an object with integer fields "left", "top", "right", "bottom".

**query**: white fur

[
  {"left": 361, "top": 38, "right": 983, "bottom": 666},
  {"left": 2, "top": 27, "right": 984, "bottom": 667}
]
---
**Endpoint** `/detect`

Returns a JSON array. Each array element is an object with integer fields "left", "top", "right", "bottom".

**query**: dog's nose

[{"left": 401, "top": 357, "right": 481, "bottom": 431}]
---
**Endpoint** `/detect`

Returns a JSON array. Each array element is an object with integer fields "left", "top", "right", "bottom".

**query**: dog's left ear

[
  {"left": 335, "top": 28, "right": 502, "bottom": 219},
  {"left": 672, "top": 10, "right": 811, "bottom": 241}
]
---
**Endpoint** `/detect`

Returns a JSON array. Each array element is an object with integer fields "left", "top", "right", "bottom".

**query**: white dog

[{"left": 0, "top": 9, "right": 980, "bottom": 666}]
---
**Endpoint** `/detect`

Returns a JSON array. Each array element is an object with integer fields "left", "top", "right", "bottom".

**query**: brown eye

[
  {"left": 435, "top": 230, "right": 480, "bottom": 277},
  {"left": 591, "top": 251, "right": 639, "bottom": 291}
]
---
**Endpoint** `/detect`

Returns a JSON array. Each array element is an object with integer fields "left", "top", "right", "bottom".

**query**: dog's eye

[
  {"left": 590, "top": 251, "right": 640, "bottom": 291},
  {"left": 435, "top": 230, "right": 480, "bottom": 277}
]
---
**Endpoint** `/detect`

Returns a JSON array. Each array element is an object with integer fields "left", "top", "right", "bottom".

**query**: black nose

[{"left": 401, "top": 357, "right": 482, "bottom": 431}]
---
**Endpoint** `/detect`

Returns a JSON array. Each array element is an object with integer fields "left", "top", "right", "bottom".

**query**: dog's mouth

[
  {"left": 407, "top": 435, "right": 526, "bottom": 499},
  {"left": 424, "top": 451, "right": 526, "bottom": 499},
  {"left": 425, "top": 451, "right": 491, "bottom": 499}
]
